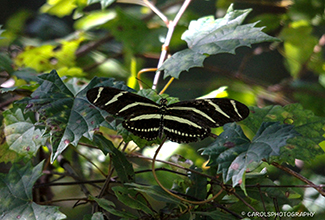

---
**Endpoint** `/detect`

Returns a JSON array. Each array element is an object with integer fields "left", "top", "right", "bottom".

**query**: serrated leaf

[
  {"left": 242, "top": 104, "right": 325, "bottom": 164},
  {"left": 112, "top": 186, "right": 155, "bottom": 215},
  {"left": 159, "top": 4, "right": 279, "bottom": 79},
  {"left": 0, "top": 161, "right": 66, "bottom": 220},
  {"left": 21, "top": 70, "right": 128, "bottom": 163},
  {"left": 201, "top": 122, "right": 300, "bottom": 187},
  {"left": 3, "top": 104, "right": 47, "bottom": 159}
]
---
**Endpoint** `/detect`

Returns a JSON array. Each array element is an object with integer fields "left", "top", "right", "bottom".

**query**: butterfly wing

[
  {"left": 163, "top": 98, "right": 249, "bottom": 143},
  {"left": 87, "top": 86, "right": 162, "bottom": 140}
]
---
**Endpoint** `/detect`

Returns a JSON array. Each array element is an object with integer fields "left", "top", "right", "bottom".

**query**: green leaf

[
  {"left": 202, "top": 103, "right": 325, "bottom": 187},
  {"left": 104, "top": 8, "right": 150, "bottom": 53},
  {"left": 21, "top": 70, "right": 126, "bottom": 163},
  {"left": 94, "top": 134, "right": 135, "bottom": 183},
  {"left": 159, "top": 4, "right": 279, "bottom": 79},
  {"left": 194, "top": 210, "right": 237, "bottom": 220},
  {"left": 90, "top": 195, "right": 138, "bottom": 219},
  {"left": 0, "top": 161, "right": 66, "bottom": 220},
  {"left": 242, "top": 104, "right": 325, "bottom": 164},
  {"left": 112, "top": 186, "right": 155, "bottom": 215},
  {"left": 202, "top": 122, "right": 300, "bottom": 187},
  {"left": 186, "top": 167, "right": 207, "bottom": 200},
  {"left": 0, "top": 52, "right": 14, "bottom": 74},
  {"left": 87, "top": 0, "right": 115, "bottom": 9},
  {"left": 0, "top": 25, "right": 5, "bottom": 39},
  {"left": 126, "top": 183, "right": 185, "bottom": 207},
  {"left": 3, "top": 104, "right": 47, "bottom": 159}
]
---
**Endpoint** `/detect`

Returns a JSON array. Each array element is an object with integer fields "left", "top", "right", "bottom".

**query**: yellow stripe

[
  {"left": 104, "top": 91, "right": 127, "bottom": 106},
  {"left": 206, "top": 100, "right": 230, "bottom": 118},
  {"left": 168, "top": 106, "right": 216, "bottom": 124},
  {"left": 93, "top": 87, "right": 104, "bottom": 103}
]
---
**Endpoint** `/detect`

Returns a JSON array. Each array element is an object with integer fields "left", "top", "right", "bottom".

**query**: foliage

[{"left": 1, "top": 0, "right": 325, "bottom": 219}]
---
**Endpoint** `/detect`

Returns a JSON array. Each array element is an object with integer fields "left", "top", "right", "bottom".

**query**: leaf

[
  {"left": 89, "top": 195, "right": 138, "bottom": 219},
  {"left": 0, "top": 52, "right": 14, "bottom": 74},
  {"left": 104, "top": 8, "right": 150, "bottom": 53},
  {"left": 242, "top": 104, "right": 325, "bottom": 164},
  {"left": 21, "top": 70, "right": 127, "bottom": 163},
  {"left": 87, "top": 0, "right": 115, "bottom": 9},
  {"left": 186, "top": 167, "right": 207, "bottom": 200},
  {"left": 126, "top": 183, "right": 185, "bottom": 207},
  {"left": 94, "top": 134, "right": 135, "bottom": 183},
  {"left": 0, "top": 25, "right": 5, "bottom": 39},
  {"left": 202, "top": 122, "right": 300, "bottom": 187},
  {"left": 159, "top": 4, "right": 280, "bottom": 79},
  {"left": 3, "top": 104, "right": 47, "bottom": 160},
  {"left": 0, "top": 161, "right": 66, "bottom": 220},
  {"left": 194, "top": 210, "right": 237, "bottom": 220},
  {"left": 112, "top": 186, "right": 155, "bottom": 215},
  {"left": 201, "top": 103, "right": 325, "bottom": 187}
]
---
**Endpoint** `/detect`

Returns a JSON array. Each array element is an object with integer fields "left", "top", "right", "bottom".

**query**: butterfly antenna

[{"left": 151, "top": 138, "right": 223, "bottom": 205}]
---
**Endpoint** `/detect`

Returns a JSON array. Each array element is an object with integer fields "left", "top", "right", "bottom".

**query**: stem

[
  {"left": 271, "top": 161, "right": 325, "bottom": 197},
  {"left": 152, "top": 0, "right": 192, "bottom": 90}
]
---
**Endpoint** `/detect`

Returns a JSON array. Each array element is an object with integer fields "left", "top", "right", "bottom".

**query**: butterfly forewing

[{"left": 87, "top": 87, "right": 160, "bottom": 117}]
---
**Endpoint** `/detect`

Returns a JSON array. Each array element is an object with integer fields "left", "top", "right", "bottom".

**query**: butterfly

[{"left": 87, "top": 87, "right": 249, "bottom": 143}]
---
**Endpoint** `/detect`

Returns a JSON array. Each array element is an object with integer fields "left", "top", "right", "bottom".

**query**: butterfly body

[{"left": 87, "top": 87, "right": 249, "bottom": 143}]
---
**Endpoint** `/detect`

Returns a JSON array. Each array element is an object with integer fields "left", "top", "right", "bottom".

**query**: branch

[{"left": 271, "top": 161, "right": 325, "bottom": 197}]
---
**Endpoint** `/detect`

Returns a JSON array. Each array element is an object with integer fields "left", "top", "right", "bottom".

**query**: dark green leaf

[
  {"left": 159, "top": 4, "right": 279, "bottom": 79},
  {"left": 242, "top": 104, "right": 325, "bottom": 164},
  {"left": 0, "top": 52, "right": 14, "bottom": 74},
  {"left": 112, "top": 186, "right": 155, "bottom": 215},
  {"left": 21, "top": 70, "right": 131, "bottom": 163},
  {"left": 126, "top": 183, "right": 185, "bottom": 207},
  {"left": 90, "top": 195, "right": 138, "bottom": 219},
  {"left": 186, "top": 167, "right": 207, "bottom": 200},
  {"left": 201, "top": 122, "right": 300, "bottom": 187},
  {"left": 0, "top": 161, "right": 66, "bottom": 220},
  {"left": 12, "top": 68, "right": 39, "bottom": 82},
  {"left": 3, "top": 104, "right": 47, "bottom": 159},
  {"left": 194, "top": 210, "right": 237, "bottom": 220},
  {"left": 104, "top": 8, "right": 150, "bottom": 53},
  {"left": 94, "top": 134, "right": 135, "bottom": 183}
]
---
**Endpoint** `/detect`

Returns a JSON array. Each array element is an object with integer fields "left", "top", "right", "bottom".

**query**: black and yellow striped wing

[{"left": 87, "top": 87, "right": 249, "bottom": 143}]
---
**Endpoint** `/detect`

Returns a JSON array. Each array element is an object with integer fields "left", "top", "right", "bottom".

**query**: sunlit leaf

[{"left": 159, "top": 4, "right": 279, "bottom": 79}]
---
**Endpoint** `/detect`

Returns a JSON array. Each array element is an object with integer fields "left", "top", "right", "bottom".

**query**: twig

[
  {"left": 152, "top": 0, "right": 192, "bottom": 90},
  {"left": 271, "top": 161, "right": 325, "bottom": 197}
]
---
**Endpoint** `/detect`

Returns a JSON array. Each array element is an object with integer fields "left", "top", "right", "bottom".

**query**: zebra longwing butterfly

[{"left": 87, "top": 87, "right": 249, "bottom": 143}]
